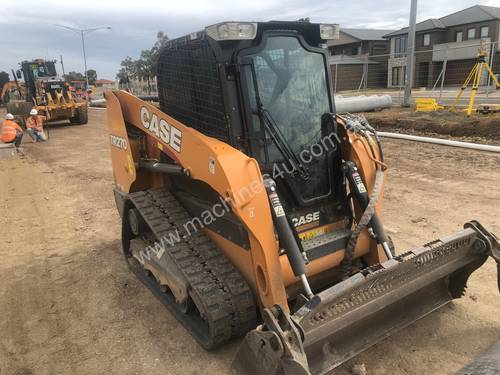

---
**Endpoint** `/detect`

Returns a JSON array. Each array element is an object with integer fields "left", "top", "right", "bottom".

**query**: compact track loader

[{"left": 106, "top": 21, "right": 500, "bottom": 374}]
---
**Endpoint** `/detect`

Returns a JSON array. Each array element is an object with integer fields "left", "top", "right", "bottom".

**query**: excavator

[{"left": 106, "top": 21, "right": 500, "bottom": 374}]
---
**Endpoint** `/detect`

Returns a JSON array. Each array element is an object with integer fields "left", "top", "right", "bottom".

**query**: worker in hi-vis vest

[
  {"left": 0, "top": 113, "right": 23, "bottom": 150},
  {"left": 26, "top": 109, "right": 47, "bottom": 142}
]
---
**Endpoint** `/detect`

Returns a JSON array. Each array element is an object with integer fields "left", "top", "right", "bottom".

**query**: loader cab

[
  {"left": 158, "top": 21, "right": 349, "bottom": 233},
  {"left": 235, "top": 28, "right": 336, "bottom": 205},
  {"left": 19, "top": 59, "right": 61, "bottom": 102}
]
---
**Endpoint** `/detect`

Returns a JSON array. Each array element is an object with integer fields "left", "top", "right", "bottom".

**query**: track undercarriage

[{"left": 123, "top": 188, "right": 257, "bottom": 349}]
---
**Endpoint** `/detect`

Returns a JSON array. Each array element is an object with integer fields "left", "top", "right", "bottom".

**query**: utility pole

[
  {"left": 60, "top": 54, "right": 65, "bottom": 76},
  {"left": 403, "top": 0, "right": 417, "bottom": 107},
  {"left": 54, "top": 24, "right": 111, "bottom": 88}
]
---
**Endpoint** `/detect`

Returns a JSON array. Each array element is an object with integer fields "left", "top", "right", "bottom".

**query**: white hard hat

[
  {"left": 5, "top": 113, "right": 14, "bottom": 120},
  {"left": 30, "top": 109, "right": 38, "bottom": 115}
]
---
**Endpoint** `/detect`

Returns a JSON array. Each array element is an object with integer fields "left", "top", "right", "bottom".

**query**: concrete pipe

[{"left": 334, "top": 95, "right": 392, "bottom": 113}]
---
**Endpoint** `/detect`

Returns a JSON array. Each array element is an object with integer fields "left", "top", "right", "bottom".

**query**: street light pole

[
  {"left": 54, "top": 24, "right": 111, "bottom": 88},
  {"left": 80, "top": 30, "right": 89, "bottom": 87},
  {"left": 60, "top": 54, "right": 65, "bottom": 76},
  {"left": 403, "top": 0, "right": 417, "bottom": 107}
]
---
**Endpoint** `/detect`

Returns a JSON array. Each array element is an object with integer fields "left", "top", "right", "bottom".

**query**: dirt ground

[
  {"left": 364, "top": 107, "right": 500, "bottom": 145},
  {"left": 1, "top": 107, "right": 500, "bottom": 375}
]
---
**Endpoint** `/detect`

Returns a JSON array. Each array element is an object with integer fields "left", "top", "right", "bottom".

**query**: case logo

[
  {"left": 140, "top": 106, "right": 182, "bottom": 153},
  {"left": 292, "top": 211, "right": 320, "bottom": 227}
]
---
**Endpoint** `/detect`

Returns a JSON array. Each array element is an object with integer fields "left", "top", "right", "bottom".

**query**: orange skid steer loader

[{"left": 106, "top": 21, "right": 500, "bottom": 374}]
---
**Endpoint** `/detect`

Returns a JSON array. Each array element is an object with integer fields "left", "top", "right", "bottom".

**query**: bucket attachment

[
  {"left": 233, "top": 221, "right": 500, "bottom": 375},
  {"left": 457, "top": 339, "right": 500, "bottom": 374},
  {"left": 233, "top": 306, "right": 310, "bottom": 375}
]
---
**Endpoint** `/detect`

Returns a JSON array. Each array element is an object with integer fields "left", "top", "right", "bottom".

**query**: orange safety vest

[
  {"left": 0, "top": 119, "right": 22, "bottom": 143},
  {"left": 26, "top": 115, "right": 46, "bottom": 132}
]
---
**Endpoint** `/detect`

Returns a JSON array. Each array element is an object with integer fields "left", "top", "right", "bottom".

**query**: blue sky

[{"left": 2, "top": 0, "right": 499, "bottom": 80}]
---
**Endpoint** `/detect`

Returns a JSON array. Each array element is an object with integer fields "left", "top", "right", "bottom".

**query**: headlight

[
  {"left": 206, "top": 22, "right": 258, "bottom": 41},
  {"left": 320, "top": 24, "right": 340, "bottom": 40}
]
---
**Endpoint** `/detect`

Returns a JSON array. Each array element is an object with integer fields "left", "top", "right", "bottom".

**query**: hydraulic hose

[
  {"left": 340, "top": 166, "right": 385, "bottom": 279},
  {"left": 335, "top": 113, "right": 391, "bottom": 278}
]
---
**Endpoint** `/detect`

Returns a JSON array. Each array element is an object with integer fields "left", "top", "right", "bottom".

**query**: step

[{"left": 301, "top": 229, "right": 351, "bottom": 261}]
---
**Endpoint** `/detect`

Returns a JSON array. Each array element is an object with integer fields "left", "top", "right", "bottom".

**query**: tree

[
  {"left": 116, "top": 31, "right": 169, "bottom": 90},
  {"left": 154, "top": 31, "right": 170, "bottom": 51},
  {"left": 117, "top": 56, "right": 139, "bottom": 90},
  {"left": 138, "top": 49, "right": 157, "bottom": 94},
  {"left": 86, "top": 69, "right": 97, "bottom": 85},
  {"left": 150, "top": 31, "right": 170, "bottom": 77},
  {"left": 63, "top": 71, "right": 85, "bottom": 82},
  {"left": 0, "top": 71, "right": 9, "bottom": 89},
  {"left": 116, "top": 67, "right": 129, "bottom": 86}
]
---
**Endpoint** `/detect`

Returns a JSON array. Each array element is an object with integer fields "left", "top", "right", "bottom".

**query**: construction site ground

[
  {"left": 364, "top": 107, "right": 500, "bottom": 145},
  {"left": 1, "top": 106, "right": 499, "bottom": 375}
]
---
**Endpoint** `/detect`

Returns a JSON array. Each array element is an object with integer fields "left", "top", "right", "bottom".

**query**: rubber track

[{"left": 128, "top": 188, "right": 256, "bottom": 349}]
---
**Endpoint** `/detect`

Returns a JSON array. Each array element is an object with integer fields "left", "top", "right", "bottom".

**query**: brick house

[
  {"left": 384, "top": 5, "right": 500, "bottom": 88},
  {"left": 327, "top": 28, "right": 394, "bottom": 91},
  {"left": 94, "top": 79, "right": 116, "bottom": 89}
]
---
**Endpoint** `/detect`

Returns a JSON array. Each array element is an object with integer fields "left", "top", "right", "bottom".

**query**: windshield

[
  {"left": 30, "top": 62, "right": 57, "bottom": 79},
  {"left": 250, "top": 36, "right": 331, "bottom": 154},
  {"left": 243, "top": 35, "right": 333, "bottom": 201}
]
